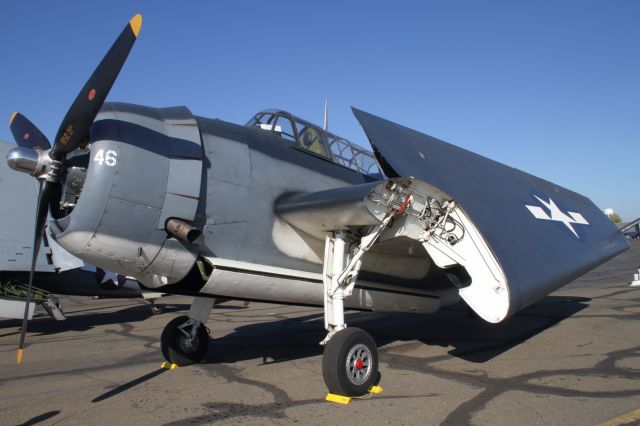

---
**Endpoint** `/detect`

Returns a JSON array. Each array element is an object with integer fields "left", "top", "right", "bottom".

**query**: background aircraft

[
  {"left": 0, "top": 138, "right": 165, "bottom": 320},
  {"left": 5, "top": 15, "right": 628, "bottom": 397},
  {"left": 619, "top": 218, "right": 640, "bottom": 239}
]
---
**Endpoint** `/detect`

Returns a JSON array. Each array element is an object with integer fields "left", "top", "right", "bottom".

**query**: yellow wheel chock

[
  {"left": 325, "top": 386, "right": 383, "bottom": 405},
  {"left": 160, "top": 362, "right": 179, "bottom": 370}
]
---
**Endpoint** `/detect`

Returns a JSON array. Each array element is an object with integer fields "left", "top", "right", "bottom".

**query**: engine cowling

[{"left": 50, "top": 102, "right": 204, "bottom": 287}]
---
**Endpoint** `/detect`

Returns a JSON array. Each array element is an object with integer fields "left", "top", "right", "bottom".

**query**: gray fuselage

[{"left": 50, "top": 103, "right": 460, "bottom": 313}]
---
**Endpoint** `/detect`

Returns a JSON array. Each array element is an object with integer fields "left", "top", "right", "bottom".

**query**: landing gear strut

[
  {"left": 160, "top": 297, "right": 213, "bottom": 366},
  {"left": 320, "top": 222, "right": 394, "bottom": 396}
]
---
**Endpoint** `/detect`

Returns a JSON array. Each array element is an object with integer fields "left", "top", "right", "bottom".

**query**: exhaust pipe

[{"left": 165, "top": 218, "right": 203, "bottom": 245}]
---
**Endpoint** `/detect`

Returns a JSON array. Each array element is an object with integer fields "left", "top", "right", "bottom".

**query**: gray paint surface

[
  {"left": 54, "top": 103, "right": 203, "bottom": 283},
  {"left": 47, "top": 103, "right": 629, "bottom": 316}
]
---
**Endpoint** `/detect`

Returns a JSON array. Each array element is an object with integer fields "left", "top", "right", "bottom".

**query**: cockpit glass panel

[
  {"left": 246, "top": 112, "right": 276, "bottom": 128},
  {"left": 274, "top": 114, "right": 296, "bottom": 143},
  {"left": 353, "top": 148, "right": 382, "bottom": 176},
  {"left": 328, "top": 135, "right": 357, "bottom": 170},
  {"left": 295, "top": 120, "right": 331, "bottom": 158},
  {"left": 246, "top": 110, "right": 383, "bottom": 177}
]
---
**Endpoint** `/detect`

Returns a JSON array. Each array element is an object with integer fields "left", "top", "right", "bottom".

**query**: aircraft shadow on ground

[
  {"left": 203, "top": 295, "right": 590, "bottom": 366},
  {"left": 0, "top": 295, "right": 589, "bottom": 366},
  {"left": 0, "top": 303, "right": 246, "bottom": 337}
]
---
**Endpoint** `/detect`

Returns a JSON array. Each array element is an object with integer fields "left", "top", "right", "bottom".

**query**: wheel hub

[
  {"left": 346, "top": 343, "right": 372, "bottom": 386},
  {"left": 178, "top": 332, "right": 199, "bottom": 353}
]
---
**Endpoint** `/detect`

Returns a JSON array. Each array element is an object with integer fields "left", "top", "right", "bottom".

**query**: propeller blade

[
  {"left": 9, "top": 112, "right": 51, "bottom": 151},
  {"left": 51, "top": 14, "right": 142, "bottom": 159},
  {"left": 15, "top": 14, "right": 143, "bottom": 362},
  {"left": 17, "top": 181, "right": 54, "bottom": 363}
]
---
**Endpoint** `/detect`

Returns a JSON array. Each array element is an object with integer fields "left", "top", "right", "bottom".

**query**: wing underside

[
  {"left": 277, "top": 178, "right": 511, "bottom": 322},
  {"left": 277, "top": 110, "right": 628, "bottom": 323}
]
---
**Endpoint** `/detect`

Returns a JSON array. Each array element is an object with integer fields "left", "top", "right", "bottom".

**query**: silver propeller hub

[{"left": 6, "top": 146, "right": 51, "bottom": 178}]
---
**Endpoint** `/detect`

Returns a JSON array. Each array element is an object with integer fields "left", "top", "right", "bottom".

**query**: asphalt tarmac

[{"left": 1, "top": 241, "right": 640, "bottom": 425}]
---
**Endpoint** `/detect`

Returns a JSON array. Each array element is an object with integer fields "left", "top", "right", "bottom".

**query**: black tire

[
  {"left": 160, "top": 315, "right": 209, "bottom": 366},
  {"left": 322, "top": 327, "right": 379, "bottom": 396}
]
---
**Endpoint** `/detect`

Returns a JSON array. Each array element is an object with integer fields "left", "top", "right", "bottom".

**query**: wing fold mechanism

[
  {"left": 276, "top": 178, "right": 510, "bottom": 323},
  {"left": 349, "top": 108, "right": 628, "bottom": 321}
]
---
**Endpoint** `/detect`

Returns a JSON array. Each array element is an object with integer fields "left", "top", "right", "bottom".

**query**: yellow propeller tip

[
  {"left": 16, "top": 348, "right": 23, "bottom": 364},
  {"left": 129, "top": 14, "right": 142, "bottom": 37},
  {"left": 9, "top": 112, "right": 17, "bottom": 126}
]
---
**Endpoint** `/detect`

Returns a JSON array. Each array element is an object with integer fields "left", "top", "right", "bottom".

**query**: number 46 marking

[{"left": 93, "top": 149, "right": 118, "bottom": 167}]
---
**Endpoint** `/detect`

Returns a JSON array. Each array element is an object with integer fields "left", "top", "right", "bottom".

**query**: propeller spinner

[{"left": 7, "top": 13, "right": 142, "bottom": 364}]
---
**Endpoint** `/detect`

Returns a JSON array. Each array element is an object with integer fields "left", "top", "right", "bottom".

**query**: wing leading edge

[{"left": 351, "top": 108, "right": 628, "bottom": 320}]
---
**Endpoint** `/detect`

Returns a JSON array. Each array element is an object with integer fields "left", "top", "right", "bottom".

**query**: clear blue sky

[{"left": 2, "top": 1, "right": 638, "bottom": 219}]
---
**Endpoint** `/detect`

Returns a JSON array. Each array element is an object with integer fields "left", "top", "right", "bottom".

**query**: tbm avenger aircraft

[{"left": 6, "top": 14, "right": 628, "bottom": 397}]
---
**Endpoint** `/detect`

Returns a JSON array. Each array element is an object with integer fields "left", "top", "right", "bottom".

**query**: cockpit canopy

[{"left": 246, "top": 110, "right": 383, "bottom": 178}]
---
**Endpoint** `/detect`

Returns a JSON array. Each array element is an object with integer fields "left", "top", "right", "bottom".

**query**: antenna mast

[{"left": 323, "top": 98, "right": 329, "bottom": 131}]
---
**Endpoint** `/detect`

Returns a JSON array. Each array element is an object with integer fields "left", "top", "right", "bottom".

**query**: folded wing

[{"left": 277, "top": 109, "right": 628, "bottom": 323}]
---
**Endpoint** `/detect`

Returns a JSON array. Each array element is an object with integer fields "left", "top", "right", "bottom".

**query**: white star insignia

[
  {"left": 81, "top": 263, "right": 123, "bottom": 288},
  {"left": 525, "top": 196, "right": 589, "bottom": 238},
  {"left": 99, "top": 269, "right": 120, "bottom": 285}
]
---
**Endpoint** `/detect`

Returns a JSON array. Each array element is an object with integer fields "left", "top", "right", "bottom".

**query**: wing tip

[
  {"left": 129, "top": 14, "right": 142, "bottom": 37},
  {"left": 351, "top": 107, "right": 366, "bottom": 120}
]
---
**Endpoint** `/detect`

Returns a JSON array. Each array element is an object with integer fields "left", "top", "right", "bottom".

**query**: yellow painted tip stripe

[
  {"left": 9, "top": 112, "right": 17, "bottom": 126},
  {"left": 16, "top": 348, "right": 23, "bottom": 364},
  {"left": 129, "top": 14, "right": 142, "bottom": 37}
]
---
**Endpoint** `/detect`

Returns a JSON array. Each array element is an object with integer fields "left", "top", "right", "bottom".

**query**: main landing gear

[
  {"left": 160, "top": 297, "right": 213, "bottom": 366},
  {"left": 320, "top": 222, "right": 393, "bottom": 396}
]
